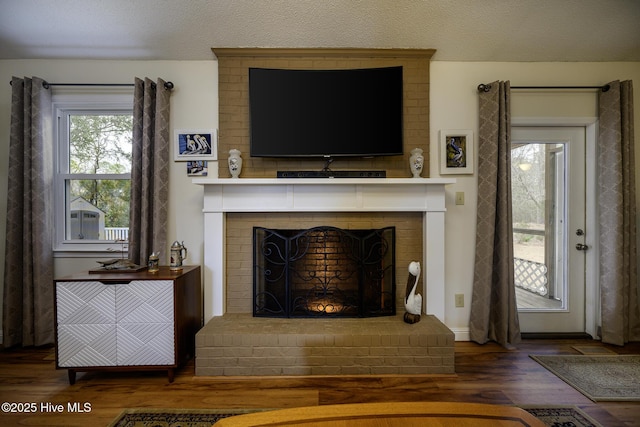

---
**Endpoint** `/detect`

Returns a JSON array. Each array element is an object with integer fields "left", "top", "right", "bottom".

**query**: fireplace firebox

[{"left": 253, "top": 226, "right": 395, "bottom": 318}]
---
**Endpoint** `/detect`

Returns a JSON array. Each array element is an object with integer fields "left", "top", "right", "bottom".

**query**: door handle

[{"left": 576, "top": 243, "right": 589, "bottom": 251}]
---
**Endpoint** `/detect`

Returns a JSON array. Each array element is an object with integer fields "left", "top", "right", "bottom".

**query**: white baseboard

[{"left": 450, "top": 327, "right": 470, "bottom": 341}]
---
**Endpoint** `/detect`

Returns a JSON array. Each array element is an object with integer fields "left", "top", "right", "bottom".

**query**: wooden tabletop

[
  {"left": 54, "top": 265, "right": 200, "bottom": 282},
  {"left": 214, "top": 401, "right": 546, "bottom": 427}
]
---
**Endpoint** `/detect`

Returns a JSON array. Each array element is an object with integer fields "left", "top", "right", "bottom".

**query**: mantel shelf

[
  {"left": 194, "top": 177, "right": 456, "bottom": 214},
  {"left": 193, "top": 177, "right": 456, "bottom": 186}
]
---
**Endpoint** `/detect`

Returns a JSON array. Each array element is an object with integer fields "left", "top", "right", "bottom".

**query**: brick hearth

[{"left": 195, "top": 314, "right": 454, "bottom": 376}]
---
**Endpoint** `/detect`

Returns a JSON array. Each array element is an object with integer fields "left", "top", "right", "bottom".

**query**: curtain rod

[
  {"left": 477, "top": 83, "right": 609, "bottom": 93},
  {"left": 10, "top": 80, "right": 174, "bottom": 90}
]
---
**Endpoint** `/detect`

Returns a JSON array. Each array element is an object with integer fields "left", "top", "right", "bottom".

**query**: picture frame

[
  {"left": 187, "top": 160, "right": 208, "bottom": 176},
  {"left": 440, "top": 129, "right": 474, "bottom": 175},
  {"left": 174, "top": 129, "right": 217, "bottom": 161}
]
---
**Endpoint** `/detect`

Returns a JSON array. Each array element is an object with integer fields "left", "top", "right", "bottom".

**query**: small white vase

[
  {"left": 409, "top": 148, "right": 424, "bottom": 178},
  {"left": 228, "top": 149, "right": 242, "bottom": 178}
]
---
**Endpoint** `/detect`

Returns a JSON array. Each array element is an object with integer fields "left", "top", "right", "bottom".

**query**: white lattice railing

[
  {"left": 514, "top": 257, "right": 548, "bottom": 296},
  {"left": 104, "top": 227, "right": 129, "bottom": 241}
]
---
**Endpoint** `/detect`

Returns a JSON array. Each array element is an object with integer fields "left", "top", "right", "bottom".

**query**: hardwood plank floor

[{"left": 0, "top": 339, "right": 638, "bottom": 426}]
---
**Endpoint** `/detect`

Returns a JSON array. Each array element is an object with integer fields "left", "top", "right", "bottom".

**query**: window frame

[{"left": 53, "top": 92, "right": 134, "bottom": 255}]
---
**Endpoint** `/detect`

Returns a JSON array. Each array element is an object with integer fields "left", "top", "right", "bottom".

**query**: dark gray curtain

[
  {"left": 470, "top": 81, "right": 521, "bottom": 348},
  {"left": 3, "top": 76, "right": 54, "bottom": 347},
  {"left": 128, "top": 78, "right": 171, "bottom": 265},
  {"left": 598, "top": 80, "right": 640, "bottom": 345}
]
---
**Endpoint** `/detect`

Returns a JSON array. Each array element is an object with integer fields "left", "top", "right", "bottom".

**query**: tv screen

[{"left": 249, "top": 66, "right": 403, "bottom": 158}]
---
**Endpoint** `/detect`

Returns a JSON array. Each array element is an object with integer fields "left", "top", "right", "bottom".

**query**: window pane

[
  {"left": 512, "top": 143, "right": 565, "bottom": 311},
  {"left": 69, "top": 114, "right": 133, "bottom": 174},
  {"left": 67, "top": 179, "right": 130, "bottom": 241}
]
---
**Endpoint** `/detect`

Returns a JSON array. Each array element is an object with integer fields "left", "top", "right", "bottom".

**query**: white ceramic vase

[
  {"left": 228, "top": 149, "right": 242, "bottom": 178},
  {"left": 409, "top": 147, "right": 424, "bottom": 178}
]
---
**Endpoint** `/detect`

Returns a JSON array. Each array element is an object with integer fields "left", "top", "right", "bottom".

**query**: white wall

[{"left": 1, "top": 59, "right": 639, "bottom": 341}]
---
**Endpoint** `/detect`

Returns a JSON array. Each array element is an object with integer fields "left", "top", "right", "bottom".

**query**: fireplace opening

[{"left": 253, "top": 226, "right": 396, "bottom": 318}]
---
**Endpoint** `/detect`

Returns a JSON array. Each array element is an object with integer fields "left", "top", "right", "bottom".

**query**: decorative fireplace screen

[{"left": 253, "top": 226, "right": 396, "bottom": 318}]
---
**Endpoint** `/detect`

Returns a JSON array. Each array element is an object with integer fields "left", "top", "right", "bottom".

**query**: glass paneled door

[{"left": 512, "top": 127, "right": 586, "bottom": 333}]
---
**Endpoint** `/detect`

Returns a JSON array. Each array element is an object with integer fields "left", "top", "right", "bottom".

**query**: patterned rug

[
  {"left": 522, "top": 406, "right": 602, "bottom": 427},
  {"left": 530, "top": 354, "right": 640, "bottom": 401},
  {"left": 108, "top": 406, "right": 601, "bottom": 427},
  {"left": 107, "top": 408, "right": 267, "bottom": 427}
]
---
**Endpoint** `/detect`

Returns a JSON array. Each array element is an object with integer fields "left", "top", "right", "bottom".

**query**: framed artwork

[
  {"left": 187, "top": 160, "right": 208, "bottom": 176},
  {"left": 174, "top": 129, "right": 217, "bottom": 161},
  {"left": 440, "top": 130, "right": 474, "bottom": 175}
]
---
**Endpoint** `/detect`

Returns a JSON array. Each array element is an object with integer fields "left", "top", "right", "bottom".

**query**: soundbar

[{"left": 277, "top": 170, "right": 387, "bottom": 178}]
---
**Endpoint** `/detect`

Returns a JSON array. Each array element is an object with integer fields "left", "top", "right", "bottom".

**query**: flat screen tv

[{"left": 249, "top": 66, "right": 403, "bottom": 158}]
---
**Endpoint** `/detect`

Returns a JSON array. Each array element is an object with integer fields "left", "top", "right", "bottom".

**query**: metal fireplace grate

[{"left": 253, "top": 226, "right": 395, "bottom": 318}]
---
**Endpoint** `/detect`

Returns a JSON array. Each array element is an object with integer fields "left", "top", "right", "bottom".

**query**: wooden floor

[
  {"left": 516, "top": 287, "right": 563, "bottom": 310},
  {"left": 0, "top": 339, "right": 639, "bottom": 427}
]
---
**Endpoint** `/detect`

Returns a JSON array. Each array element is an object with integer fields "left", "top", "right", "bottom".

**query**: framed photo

[
  {"left": 174, "top": 129, "right": 217, "bottom": 161},
  {"left": 187, "top": 160, "right": 208, "bottom": 176},
  {"left": 440, "top": 130, "right": 474, "bottom": 175}
]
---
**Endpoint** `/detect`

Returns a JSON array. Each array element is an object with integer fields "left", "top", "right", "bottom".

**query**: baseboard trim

[
  {"left": 520, "top": 332, "right": 593, "bottom": 340},
  {"left": 448, "top": 329, "right": 594, "bottom": 342},
  {"left": 450, "top": 327, "right": 470, "bottom": 341}
]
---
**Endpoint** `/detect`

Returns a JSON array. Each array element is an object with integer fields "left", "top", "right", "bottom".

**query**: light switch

[{"left": 455, "top": 192, "right": 465, "bottom": 205}]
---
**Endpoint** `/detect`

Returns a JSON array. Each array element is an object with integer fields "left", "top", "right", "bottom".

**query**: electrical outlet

[
  {"left": 455, "top": 293, "right": 464, "bottom": 307},
  {"left": 455, "top": 192, "right": 465, "bottom": 205}
]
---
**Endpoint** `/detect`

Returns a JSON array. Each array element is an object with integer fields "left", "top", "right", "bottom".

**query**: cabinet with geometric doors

[{"left": 54, "top": 266, "right": 201, "bottom": 384}]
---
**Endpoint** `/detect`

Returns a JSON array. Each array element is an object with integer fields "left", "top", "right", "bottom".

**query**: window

[{"left": 54, "top": 93, "right": 133, "bottom": 253}]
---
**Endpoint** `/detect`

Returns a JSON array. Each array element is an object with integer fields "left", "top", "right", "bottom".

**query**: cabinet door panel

[
  {"left": 56, "top": 282, "right": 116, "bottom": 324},
  {"left": 58, "top": 324, "right": 117, "bottom": 367},
  {"left": 116, "top": 280, "right": 175, "bottom": 365},
  {"left": 116, "top": 280, "right": 174, "bottom": 323},
  {"left": 116, "top": 323, "right": 175, "bottom": 365}
]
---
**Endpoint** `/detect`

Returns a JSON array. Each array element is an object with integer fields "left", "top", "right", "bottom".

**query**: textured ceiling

[{"left": 0, "top": 0, "right": 639, "bottom": 62}]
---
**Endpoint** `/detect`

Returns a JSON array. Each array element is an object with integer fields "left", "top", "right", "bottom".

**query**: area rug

[
  {"left": 109, "top": 406, "right": 602, "bottom": 427},
  {"left": 530, "top": 354, "right": 640, "bottom": 401},
  {"left": 107, "top": 408, "right": 265, "bottom": 427},
  {"left": 521, "top": 406, "right": 602, "bottom": 427}
]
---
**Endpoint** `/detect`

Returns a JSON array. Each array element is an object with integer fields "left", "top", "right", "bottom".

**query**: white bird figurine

[{"left": 404, "top": 261, "right": 422, "bottom": 323}]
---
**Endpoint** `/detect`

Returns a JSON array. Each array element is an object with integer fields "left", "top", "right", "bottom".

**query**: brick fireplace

[{"left": 193, "top": 48, "right": 455, "bottom": 376}]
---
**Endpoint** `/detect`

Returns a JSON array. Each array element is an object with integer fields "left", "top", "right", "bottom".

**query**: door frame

[{"left": 512, "top": 117, "right": 599, "bottom": 338}]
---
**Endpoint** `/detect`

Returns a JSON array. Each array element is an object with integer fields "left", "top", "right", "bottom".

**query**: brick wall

[{"left": 214, "top": 48, "right": 434, "bottom": 178}]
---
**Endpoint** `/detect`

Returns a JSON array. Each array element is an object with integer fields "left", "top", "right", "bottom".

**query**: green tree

[{"left": 69, "top": 114, "right": 132, "bottom": 229}]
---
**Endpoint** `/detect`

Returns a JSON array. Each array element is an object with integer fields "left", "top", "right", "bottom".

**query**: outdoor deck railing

[
  {"left": 514, "top": 257, "right": 548, "bottom": 296},
  {"left": 513, "top": 227, "right": 548, "bottom": 296},
  {"left": 104, "top": 227, "right": 129, "bottom": 241}
]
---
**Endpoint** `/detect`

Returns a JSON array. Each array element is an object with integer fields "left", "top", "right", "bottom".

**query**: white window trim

[{"left": 52, "top": 91, "right": 134, "bottom": 256}]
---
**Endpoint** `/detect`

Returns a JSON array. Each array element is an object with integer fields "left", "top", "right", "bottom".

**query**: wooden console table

[{"left": 54, "top": 266, "right": 202, "bottom": 384}]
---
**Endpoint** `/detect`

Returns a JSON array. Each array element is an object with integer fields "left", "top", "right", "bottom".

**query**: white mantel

[{"left": 193, "top": 177, "right": 455, "bottom": 322}]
